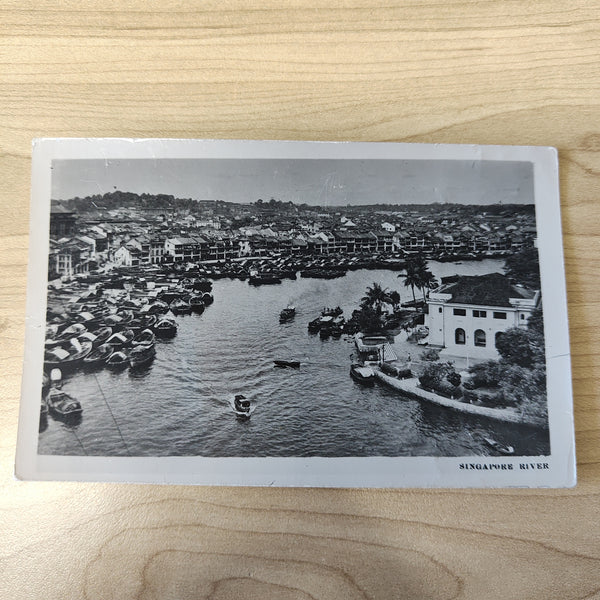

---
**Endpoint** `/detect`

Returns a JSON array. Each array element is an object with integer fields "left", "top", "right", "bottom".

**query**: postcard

[{"left": 16, "top": 139, "right": 575, "bottom": 486}]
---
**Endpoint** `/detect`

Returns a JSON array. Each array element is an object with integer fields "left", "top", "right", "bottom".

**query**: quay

[{"left": 373, "top": 368, "right": 548, "bottom": 429}]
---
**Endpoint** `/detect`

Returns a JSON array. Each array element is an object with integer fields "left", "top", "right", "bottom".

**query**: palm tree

[
  {"left": 419, "top": 271, "right": 438, "bottom": 302},
  {"left": 361, "top": 282, "right": 390, "bottom": 314},
  {"left": 402, "top": 262, "right": 421, "bottom": 303}
]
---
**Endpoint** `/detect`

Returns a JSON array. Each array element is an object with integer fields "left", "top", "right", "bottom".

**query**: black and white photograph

[{"left": 16, "top": 139, "right": 575, "bottom": 487}]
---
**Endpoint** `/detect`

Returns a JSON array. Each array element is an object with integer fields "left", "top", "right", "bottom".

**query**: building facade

[{"left": 426, "top": 273, "right": 540, "bottom": 360}]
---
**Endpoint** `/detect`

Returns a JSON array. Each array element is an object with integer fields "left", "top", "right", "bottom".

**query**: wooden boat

[
  {"left": 46, "top": 388, "right": 82, "bottom": 416},
  {"left": 57, "top": 323, "right": 87, "bottom": 341},
  {"left": 154, "top": 315, "right": 178, "bottom": 338},
  {"left": 202, "top": 292, "right": 214, "bottom": 306},
  {"left": 106, "top": 350, "right": 130, "bottom": 369},
  {"left": 307, "top": 318, "right": 321, "bottom": 333},
  {"left": 170, "top": 298, "right": 192, "bottom": 315},
  {"left": 106, "top": 329, "right": 135, "bottom": 347},
  {"left": 83, "top": 343, "right": 113, "bottom": 367},
  {"left": 129, "top": 343, "right": 156, "bottom": 369},
  {"left": 189, "top": 295, "right": 205, "bottom": 314},
  {"left": 350, "top": 364, "right": 376, "bottom": 386},
  {"left": 131, "top": 328, "right": 155, "bottom": 346},
  {"left": 279, "top": 306, "right": 296, "bottom": 323},
  {"left": 229, "top": 394, "right": 254, "bottom": 419},
  {"left": 44, "top": 340, "right": 92, "bottom": 371},
  {"left": 484, "top": 437, "right": 515, "bottom": 455},
  {"left": 273, "top": 360, "right": 300, "bottom": 369},
  {"left": 248, "top": 274, "right": 281, "bottom": 286},
  {"left": 91, "top": 326, "right": 113, "bottom": 346}
]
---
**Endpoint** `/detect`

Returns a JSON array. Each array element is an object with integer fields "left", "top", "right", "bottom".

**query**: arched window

[
  {"left": 495, "top": 331, "right": 503, "bottom": 348},
  {"left": 455, "top": 328, "right": 465, "bottom": 345},
  {"left": 474, "top": 329, "right": 486, "bottom": 347}
]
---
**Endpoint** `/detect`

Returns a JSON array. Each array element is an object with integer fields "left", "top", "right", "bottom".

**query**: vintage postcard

[{"left": 16, "top": 139, "right": 575, "bottom": 486}]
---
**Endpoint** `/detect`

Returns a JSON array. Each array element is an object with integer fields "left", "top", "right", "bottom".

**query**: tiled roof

[{"left": 439, "top": 273, "right": 537, "bottom": 307}]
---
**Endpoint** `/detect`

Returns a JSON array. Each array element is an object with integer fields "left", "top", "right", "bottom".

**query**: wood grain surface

[{"left": 1, "top": 2, "right": 599, "bottom": 598}]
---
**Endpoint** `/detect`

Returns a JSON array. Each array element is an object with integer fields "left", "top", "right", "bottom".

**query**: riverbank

[{"left": 374, "top": 368, "right": 548, "bottom": 429}]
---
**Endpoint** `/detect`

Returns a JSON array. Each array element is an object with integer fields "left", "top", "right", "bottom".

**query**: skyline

[{"left": 52, "top": 158, "right": 534, "bottom": 207}]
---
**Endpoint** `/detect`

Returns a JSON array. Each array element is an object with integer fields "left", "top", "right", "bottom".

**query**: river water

[{"left": 38, "top": 259, "right": 550, "bottom": 458}]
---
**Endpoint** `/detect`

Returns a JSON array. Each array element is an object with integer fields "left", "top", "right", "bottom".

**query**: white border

[{"left": 15, "top": 139, "right": 576, "bottom": 487}]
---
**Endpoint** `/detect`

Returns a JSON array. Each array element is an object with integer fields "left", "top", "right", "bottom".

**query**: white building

[{"left": 426, "top": 273, "right": 540, "bottom": 360}]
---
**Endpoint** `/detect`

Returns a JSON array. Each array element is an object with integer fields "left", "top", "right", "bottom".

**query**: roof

[{"left": 436, "top": 273, "right": 537, "bottom": 307}]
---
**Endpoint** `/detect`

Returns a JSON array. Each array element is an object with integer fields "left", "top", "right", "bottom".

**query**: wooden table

[{"left": 1, "top": 2, "right": 598, "bottom": 598}]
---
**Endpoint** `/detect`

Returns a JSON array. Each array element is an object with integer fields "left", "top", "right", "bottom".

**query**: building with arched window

[{"left": 426, "top": 272, "right": 540, "bottom": 360}]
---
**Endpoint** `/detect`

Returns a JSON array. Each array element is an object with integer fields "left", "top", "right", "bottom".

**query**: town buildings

[{"left": 47, "top": 197, "right": 538, "bottom": 281}]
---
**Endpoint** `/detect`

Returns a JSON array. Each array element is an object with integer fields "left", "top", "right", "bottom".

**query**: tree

[
  {"left": 361, "top": 283, "right": 390, "bottom": 314},
  {"left": 419, "top": 270, "right": 438, "bottom": 302},
  {"left": 504, "top": 246, "right": 541, "bottom": 289},
  {"left": 401, "top": 253, "right": 436, "bottom": 303},
  {"left": 388, "top": 290, "right": 401, "bottom": 311},
  {"left": 495, "top": 328, "right": 534, "bottom": 368}
]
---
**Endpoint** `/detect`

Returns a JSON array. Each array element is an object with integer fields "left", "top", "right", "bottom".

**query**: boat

[
  {"left": 484, "top": 437, "right": 515, "bottom": 455},
  {"left": 106, "top": 329, "right": 135, "bottom": 347},
  {"left": 46, "top": 388, "right": 83, "bottom": 416},
  {"left": 154, "top": 315, "right": 178, "bottom": 338},
  {"left": 350, "top": 364, "right": 376, "bottom": 386},
  {"left": 91, "top": 326, "right": 113, "bottom": 346},
  {"left": 248, "top": 273, "right": 282, "bottom": 286},
  {"left": 82, "top": 343, "right": 113, "bottom": 368},
  {"left": 131, "top": 328, "right": 155, "bottom": 346},
  {"left": 307, "top": 318, "right": 321, "bottom": 333},
  {"left": 189, "top": 295, "right": 205, "bottom": 314},
  {"left": 170, "top": 298, "right": 192, "bottom": 315},
  {"left": 229, "top": 394, "right": 254, "bottom": 418},
  {"left": 129, "top": 343, "right": 156, "bottom": 369},
  {"left": 279, "top": 306, "right": 296, "bottom": 323},
  {"left": 43, "top": 340, "right": 93, "bottom": 371},
  {"left": 202, "top": 292, "right": 214, "bottom": 306},
  {"left": 273, "top": 360, "right": 300, "bottom": 368},
  {"left": 106, "top": 350, "right": 130, "bottom": 369}
]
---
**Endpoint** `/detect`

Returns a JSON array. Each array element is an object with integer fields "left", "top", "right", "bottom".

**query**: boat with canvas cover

[{"left": 350, "top": 364, "right": 376, "bottom": 386}]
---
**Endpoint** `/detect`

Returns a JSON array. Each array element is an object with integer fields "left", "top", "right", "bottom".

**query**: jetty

[{"left": 374, "top": 368, "right": 548, "bottom": 429}]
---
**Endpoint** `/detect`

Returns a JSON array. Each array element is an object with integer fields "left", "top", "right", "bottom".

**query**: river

[{"left": 38, "top": 259, "right": 550, "bottom": 458}]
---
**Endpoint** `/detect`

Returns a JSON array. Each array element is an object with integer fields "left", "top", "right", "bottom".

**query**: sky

[{"left": 52, "top": 158, "right": 534, "bottom": 206}]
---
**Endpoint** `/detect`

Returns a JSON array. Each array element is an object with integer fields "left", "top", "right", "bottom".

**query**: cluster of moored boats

[
  {"left": 307, "top": 307, "right": 346, "bottom": 339},
  {"left": 41, "top": 274, "right": 217, "bottom": 420}
]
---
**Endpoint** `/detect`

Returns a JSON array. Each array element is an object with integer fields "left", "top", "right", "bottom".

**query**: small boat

[
  {"left": 46, "top": 388, "right": 82, "bottom": 416},
  {"left": 202, "top": 292, "right": 214, "bottom": 306},
  {"left": 131, "top": 328, "right": 155, "bottom": 346},
  {"left": 106, "top": 350, "right": 130, "bottom": 369},
  {"left": 229, "top": 394, "right": 254, "bottom": 418},
  {"left": 56, "top": 323, "right": 88, "bottom": 342},
  {"left": 170, "top": 298, "right": 192, "bottom": 315},
  {"left": 129, "top": 343, "right": 156, "bottom": 369},
  {"left": 44, "top": 340, "right": 92, "bottom": 371},
  {"left": 350, "top": 364, "right": 376, "bottom": 386},
  {"left": 189, "top": 295, "right": 205, "bottom": 314},
  {"left": 154, "top": 315, "right": 178, "bottom": 338},
  {"left": 279, "top": 306, "right": 296, "bottom": 323},
  {"left": 307, "top": 318, "right": 321, "bottom": 333},
  {"left": 484, "top": 437, "right": 515, "bottom": 455},
  {"left": 273, "top": 360, "right": 300, "bottom": 369},
  {"left": 83, "top": 343, "right": 113, "bottom": 367},
  {"left": 106, "top": 329, "right": 135, "bottom": 347},
  {"left": 91, "top": 326, "right": 113, "bottom": 346}
]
